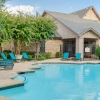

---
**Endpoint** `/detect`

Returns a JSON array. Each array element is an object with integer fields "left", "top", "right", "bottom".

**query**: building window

[{"left": 40, "top": 41, "right": 45, "bottom": 52}]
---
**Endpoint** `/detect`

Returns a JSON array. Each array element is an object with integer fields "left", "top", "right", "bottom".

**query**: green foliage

[
  {"left": 21, "top": 51, "right": 35, "bottom": 58},
  {"left": 0, "top": 10, "right": 57, "bottom": 55},
  {"left": 37, "top": 52, "right": 51, "bottom": 60},
  {"left": 0, "top": 0, "right": 7, "bottom": 7},
  {"left": 56, "top": 52, "right": 62, "bottom": 58},
  {"left": 32, "top": 17, "right": 57, "bottom": 43},
  {"left": 28, "top": 55, "right": 33, "bottom": 59},
  {"left": 31, "top": 17, "right": 57, "bottom": 53},
  {"left": 0, "top": 10, "right": 13, "bottom": 47},
  {"left": 95, "top": 47, "right": 100, "bottom": 58},
  {"left": 11, "top": 13, "right": 35, "bottom": 54},
  {"left": 3, "top": 50, "right": 12, "bottom": 58}
]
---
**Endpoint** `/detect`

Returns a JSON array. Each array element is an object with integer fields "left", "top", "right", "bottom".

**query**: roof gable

[
  {"left": 71, "top": 6, "right": 91, "bottom": 18},
  {"left": 79, "top": 28, "right": 100, "bottom": 37},
  {"left": 71, "top": 6, "right": 100, "bottom": 20},
  {"left": 42, "top": 6, "right": 100, "bottom": 38}
]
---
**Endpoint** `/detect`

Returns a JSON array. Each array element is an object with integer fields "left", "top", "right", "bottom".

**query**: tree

[
  {"left": 11, "top": 13, "right": 34, "bottom": 54},
  {"left": 0, "top": 0, "right": 7, "bottom": 7},
  {"left": 0, "top": 9, "right": 13, "bottom": 52},
  {"left": 32, "top": 16, "right": 57, "bottom": 54},
  {"left": 95, "top": 46, "right": 100, "bottom": 59}
]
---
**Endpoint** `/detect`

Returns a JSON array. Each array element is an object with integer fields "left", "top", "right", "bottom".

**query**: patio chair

[
  {"left": 9, "top": 52, "right": 21, "bottom": 61},
  {"left": 1, "top": 52, "right": 8, "bottom": 60},
  {"left": 75, "top": 53, "right": 81, "bottom": 60},
  {"left": 62, "top": 52, "right": 69, "bottom": 60},
  {"left": 22, "top": 52, "right": 34, "bottom": 60},
  {"left": 0, "top": 60, "right": 14, "bottom": 70}
]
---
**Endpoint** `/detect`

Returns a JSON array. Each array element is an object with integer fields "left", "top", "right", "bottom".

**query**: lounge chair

[
  {"left": 9, "top": 52, "right": 21, "bottom": 61},
  {"left": 0, "top": 60, "right": 14, "bottom": 70},
  {"left": 22, "top": 52, "right": 34, "bottom": 60},
  {"left": 62, "top": 52, "right": 69, "bottom": 60},
  {"left": 1, "top": 52, "right": 8, "bottom": 60},
  {"left": 75, "top": 53, "right": 81, "bottom": 60}
]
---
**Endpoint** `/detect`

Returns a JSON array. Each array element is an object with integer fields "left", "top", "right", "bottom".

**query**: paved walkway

[{"left": 37, "top": 58, "right": 100, "bottom": 64}]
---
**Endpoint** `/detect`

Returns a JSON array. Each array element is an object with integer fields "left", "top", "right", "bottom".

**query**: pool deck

[
  {"left": 37, "top": 58, "right": 100, "bottom": 64},
  {"left": 0, "top": 58, "right": 100, "bottom": 99},
  {"left": 0, "top": 96, "right": 12, "bottom": 100}
]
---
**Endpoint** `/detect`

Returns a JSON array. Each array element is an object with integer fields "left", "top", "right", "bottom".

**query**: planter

[{"left": 15, "top": 55, "right": 22, "bottom": 62}]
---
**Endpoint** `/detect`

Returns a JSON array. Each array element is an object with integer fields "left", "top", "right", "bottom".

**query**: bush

[
  {"left": 95, "top": 46, "right": 100, "bottom": 59},
  {"left": 3, "top": 50, "right": 12, "bottom": 59},
  {"left": 28, "top": 55, "right": 33, "bottom": 59},
  {"left": 56, "top": 52, "right": 62, "bottom": 58},
  {"left": 36, "top": 56, "right": 45, "bottom": 60},
  {"left": 21, "top": 51, "right": 35, "bottom": 58},
  {"left": 37, "top": 52, "right": 51, "bottom": 60}
]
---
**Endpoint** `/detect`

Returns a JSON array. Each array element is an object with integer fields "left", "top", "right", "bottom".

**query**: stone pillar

[{"left": 79, "top": 38, "right": 84, "bottom": 60}]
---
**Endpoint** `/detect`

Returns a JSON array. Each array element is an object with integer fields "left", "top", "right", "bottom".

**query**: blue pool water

[{"left": 0, "top": 64, "right": 100, "bottom": 100}]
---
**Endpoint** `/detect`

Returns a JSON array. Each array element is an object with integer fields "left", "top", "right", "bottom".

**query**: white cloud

[{"left": 4, "top": 4, "right": 40, "bottom": 15}]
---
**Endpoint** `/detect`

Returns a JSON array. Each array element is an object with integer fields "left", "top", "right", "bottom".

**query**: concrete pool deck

[
  {"left": 0, "top": 96, "right": 12, "bottom": 100},
  {"left": 37, "top": 58, "right": 100, "bottom": 64}
]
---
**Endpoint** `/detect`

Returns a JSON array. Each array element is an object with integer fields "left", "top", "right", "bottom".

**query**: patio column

[
  {"left": 76, "top": 38, "right": 79, "bottom": 53},
  {"left": 79, "top": 38, "right": 84, "bottom": 60}
]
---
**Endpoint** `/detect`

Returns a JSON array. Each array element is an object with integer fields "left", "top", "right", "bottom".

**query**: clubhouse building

[{"left": 42, "top": 6, "right": 100, "bottom": 59}]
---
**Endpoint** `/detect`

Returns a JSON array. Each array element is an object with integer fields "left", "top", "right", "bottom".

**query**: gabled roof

[
  {"left": 71, "top": 6, "right": 92, "bottom": 18},
  {"left": 43, "top": 6, "right": 100, "bottom": 37},
  {"left": 71, "top": 6, "right": 100, "bottom": 20}
]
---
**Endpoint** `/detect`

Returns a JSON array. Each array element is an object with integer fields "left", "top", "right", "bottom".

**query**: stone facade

[
  {"left": 1, "top": 42, "right": 40, "bottom": 53},
  {"left": 45, "top": 39, "right": 63, "bottom": 57}
]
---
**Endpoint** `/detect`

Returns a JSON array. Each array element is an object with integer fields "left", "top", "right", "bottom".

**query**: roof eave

[{"left": 79, "top": 28, "right": 100, "bottom": 37}]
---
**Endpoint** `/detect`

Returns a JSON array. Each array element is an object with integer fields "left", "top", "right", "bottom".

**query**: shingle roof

[
  {"left": 71, "top": 6, "right": 92, "bottom": 18},
  {"left": 44, "top": 7, "right": 100, "bottom": 37}
]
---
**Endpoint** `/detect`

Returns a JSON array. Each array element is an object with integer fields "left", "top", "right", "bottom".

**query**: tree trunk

[
  {"left": 35, "top": 43, "right": 39, "bottom": 59},
  {"left": 99, "top": 56, "right": 100, "bottom": 60},
  {"left": 14, "top": 41, "right": 21, "bottom": 55},
  {"left": 0, "top": 46, "right": 2, "bottom": 52},
  {"left": 0, "top": 43, "right": 2, "bottom": 52}
]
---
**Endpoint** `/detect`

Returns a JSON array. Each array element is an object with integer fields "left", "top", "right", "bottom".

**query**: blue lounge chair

[
  {"left": 0, "top": 60, "right": 14, "bottom": 70},
  {"left": 75, "top": 53, "right": 81, "bottom": 60},
  {"left": 62, "top": 52, "right": 69, "bottom": 60},
  {"left": 22, "top": 52, "right": 34, "bottom": 60},
  {"left": 9, "top": 53, "right": 21, "bottom": 61},
  {"left": 1, "top": 52, "right": 8, "bottom": 60}
]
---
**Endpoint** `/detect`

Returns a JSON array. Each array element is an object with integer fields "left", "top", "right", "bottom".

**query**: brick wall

[
  {"left": 45, "top": 39, "right": 63, "bottom": 57},
  {"left": 1, "top": 42, "right": 40, "bottom": 53}
]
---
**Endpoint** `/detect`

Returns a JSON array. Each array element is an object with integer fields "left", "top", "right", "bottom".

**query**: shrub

[
  {"left": 3, "top": 50, "right": 12, "bottom": 59},
  {"left": 37, "top": 56, "right": 45, "bottom": 60},
  {"left": 37, "top": 52, "right": 51, "bottom": 60},
  {"left": 95, "top": 46, "right": 100, "bottom": 59},
  {"left": 21, "top": 51, "right": 35, "bottom": 58},
  {"left": 28, "top": 55, "right": 33, "bottom": 59},
  {"left": 56, "top": 52, "right": 62, "bottom": 58}
]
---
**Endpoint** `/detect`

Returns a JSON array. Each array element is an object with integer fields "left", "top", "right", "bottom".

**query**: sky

[{"left": 5, "top": 0, "right": 100, "bottom": 15}]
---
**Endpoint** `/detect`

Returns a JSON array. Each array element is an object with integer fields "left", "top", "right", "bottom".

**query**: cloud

[{"left": 4, "top": 4, "right": 40, "bottom": 15}]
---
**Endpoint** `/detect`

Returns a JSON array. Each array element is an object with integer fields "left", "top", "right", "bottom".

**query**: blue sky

[{"left": 6, "top": 0, "right": 100, "bottom": 15}]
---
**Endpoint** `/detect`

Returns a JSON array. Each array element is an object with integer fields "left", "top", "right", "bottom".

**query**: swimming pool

[{"left": 0, "top": 63, "right": 100, "bottom": 100}]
